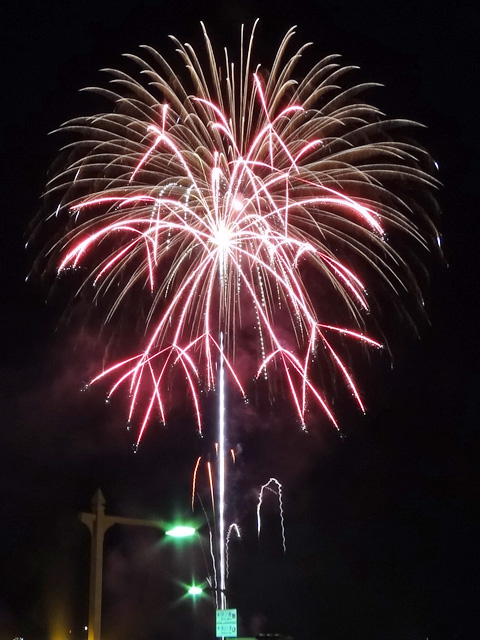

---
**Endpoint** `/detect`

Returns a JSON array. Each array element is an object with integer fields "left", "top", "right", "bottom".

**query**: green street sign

[{"left": 216, "top": 608, "right": 237, "bottom": 638}]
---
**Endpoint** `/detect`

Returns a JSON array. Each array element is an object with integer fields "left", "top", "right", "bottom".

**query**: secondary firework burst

[{"left": 39, "top": 21, "right": 438, "bottom": 440}]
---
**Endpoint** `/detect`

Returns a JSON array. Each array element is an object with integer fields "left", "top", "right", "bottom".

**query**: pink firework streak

[{"left": 44, "top": 22, "right": 437, "bottom": 443}]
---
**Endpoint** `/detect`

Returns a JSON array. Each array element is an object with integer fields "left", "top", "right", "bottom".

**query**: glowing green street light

[
  {"left": 187, "top": 584, "right": 203, "bottom": 596},
  {"left": 165, "top": 525, "right": 196, "bottom": 538},
  {"left": 164, "top": 525, "right": 203, "bottom": 600}
]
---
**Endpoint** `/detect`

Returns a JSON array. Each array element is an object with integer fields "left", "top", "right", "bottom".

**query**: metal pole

[
  {"left": 80, "top": 488, "right": 106, "bottom": 640},
  {"left": 80, "top": 489, "right": 165, "bottom": 640}
]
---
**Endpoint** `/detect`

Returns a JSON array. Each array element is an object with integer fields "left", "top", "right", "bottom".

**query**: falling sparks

[
  {"left": 226, "top": 523, "right": 241, "bottom": 578},
  {"left": 257, "top": 478, "right": 287, "bottom": 553}
]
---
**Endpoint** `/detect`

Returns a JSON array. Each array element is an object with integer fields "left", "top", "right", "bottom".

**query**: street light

[
  {"left": 165, "top": 525, "right": 196, "bottom": 538},
  {"left": 80, "top": 490, "right": 199, "bottom": 640},
  {"left": 187, "top": 584, "right": 203, "bottom": 596},
  {"left": 165, "top": 525, "right": 206, "bottom": 601}
]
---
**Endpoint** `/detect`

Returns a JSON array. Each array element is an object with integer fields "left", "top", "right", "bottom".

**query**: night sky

[{"left": 1, "top": 1, "right": 479, "bottom": 639}]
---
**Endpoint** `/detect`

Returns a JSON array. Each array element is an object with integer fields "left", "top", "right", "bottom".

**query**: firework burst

[{"left": 39, "top": 21, "right": 438, "bottom": 442}]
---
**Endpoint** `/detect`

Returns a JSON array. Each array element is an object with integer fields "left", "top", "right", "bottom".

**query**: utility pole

[{"left": 80, "top": 489, "right": 162, "bottom": 640}]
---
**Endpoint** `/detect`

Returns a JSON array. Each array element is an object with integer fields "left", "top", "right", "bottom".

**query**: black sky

[{"left": 1, "top": 1, "right": 479, "bottom": 639}]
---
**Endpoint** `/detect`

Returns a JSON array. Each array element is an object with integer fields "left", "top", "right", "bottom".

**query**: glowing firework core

[{"left": 212, "top": 222, "right": 234, "bottom": 251}]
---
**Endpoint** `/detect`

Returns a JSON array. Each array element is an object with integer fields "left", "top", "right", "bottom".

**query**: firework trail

[
  {"left": 226, "top": 524, "right": 241, "bottom": 579},
  {"left": 257, "top": 478, "right": 287, "bottom": 554},
  {"left": 38, "top": 21, "right": 438, "bottom": 608},
  {"left": 218, "top": 332, "right": 227, "bottom": 608}
]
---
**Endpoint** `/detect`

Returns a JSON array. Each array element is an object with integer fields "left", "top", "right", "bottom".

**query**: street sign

[{"left": 216, "top": 608, "right": 237, "bottom": 638}]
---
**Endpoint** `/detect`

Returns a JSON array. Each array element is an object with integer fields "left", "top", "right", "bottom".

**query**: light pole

[{"left": 80, "top": 488, "right": 196, "bottom": 640}]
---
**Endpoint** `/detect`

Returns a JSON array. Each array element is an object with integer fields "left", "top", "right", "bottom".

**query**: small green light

[
  {"left": 165, "top": 525, "right": 196, "bottom": 538},
  {"left": 188, "top": 585, "right": 203, "bottom": 596}
]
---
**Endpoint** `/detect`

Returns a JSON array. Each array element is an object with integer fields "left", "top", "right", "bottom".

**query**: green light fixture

[
  {"left": 187, "top": 585, "right": 203, "bottom": 596},
  {"left": 165, "top": 525, "right": 196, "bottom": 538}
]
